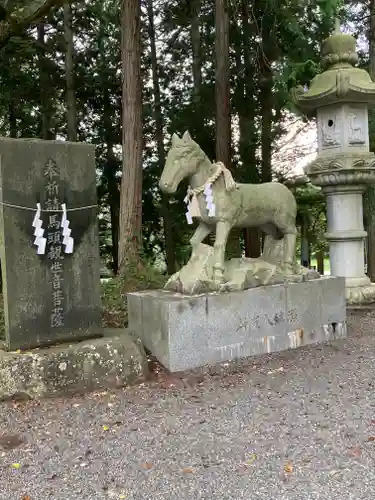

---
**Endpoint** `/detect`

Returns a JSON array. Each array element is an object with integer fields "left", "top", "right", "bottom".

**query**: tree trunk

[
  {"left": 256, "top": 6, "right": 274, "bottom": 184},
  {"left": 38, "top": 23, "right": 54, "bottom": 140},
  {"left": 215, "top": 0, "right": 241, "bottom": 258},
  {"left": 190, "top": 0, "right": 201, "bottom": 106},
  {"left": 316, "top": 249, "right": 324, "bottom": 275},
  {"left": 118, "top": 0, "right": 143, "bottom": 273},
  {"left": 64, "top": 2, "right": 77, "bottom": 142},
  {"left": 215, "top": 0, "right": 230, "bottom": 168},
  {"left": 259, "top": 66, "right": 273, "bottom": 183},
  {"left": 365, "top": 0, "right": 375, "bottom": 281},
  {"left": 107, "top": 155, "right": 120, "bottom": 275},
  {"left": 300, "top": 212, "right": 310, "bottom": 267},
  {"left": 102, "top": 84, "right": 120, "bottom": 275},
  {"left": 147, "top": 0, "right": 176, "bottom": 275},
  {"left": 238, "top": 2, "right": 261, "bottom": 257},
  {"left": 9, "top": 98, "right": 17, "bottom": 138}
]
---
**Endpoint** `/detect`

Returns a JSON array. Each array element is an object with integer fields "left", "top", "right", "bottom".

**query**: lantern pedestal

[{"left": 309, "top": 164, "right": 375, "bottom": 304}]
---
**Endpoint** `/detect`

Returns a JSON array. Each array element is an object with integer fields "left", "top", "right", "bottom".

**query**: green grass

[
  {"left": 309, "top": 257, "right": 331, "bottom": 274},
  {"left": 101, "top": 267, "right": 167, "bottom": 328}
]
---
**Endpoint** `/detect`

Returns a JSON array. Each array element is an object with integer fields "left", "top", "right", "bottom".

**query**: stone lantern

[{"left": 292, "top": 22, "right": 375, "bottom": 304}]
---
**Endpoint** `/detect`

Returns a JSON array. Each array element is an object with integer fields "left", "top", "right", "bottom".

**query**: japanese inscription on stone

[{"left": 44, "top": 159, "right": 65, "bottom": 329}]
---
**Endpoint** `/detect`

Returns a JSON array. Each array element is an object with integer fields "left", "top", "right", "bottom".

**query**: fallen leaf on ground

[
  {"left": 245, "top": 453, "right": 257, "bottom": 465},
  {"left": 284, "top": 461, "right": 293, "bottom": 473},
  {"left": 182, "top": 467, "right": 194, "bottom": 474},
  {"left": 11, "top": 463, "right": 21, "bottom": 469},
  {"left": 368, "top": 436, "right": 375, "bottom": 442},
  {"left": 141, "top": 462, "right": 153, "bottom": 470},
  {"left": 22, "top": 496, "right": 31, "bottom": 500},
  {"left": 348, "top": 446, "right": 361, "bottom": 457},
  {"left": 328, "top": 470, "right": 340, "bottom": 477},
  {"left": 102, "top": 425, "right": 109, "bottom": 431}
]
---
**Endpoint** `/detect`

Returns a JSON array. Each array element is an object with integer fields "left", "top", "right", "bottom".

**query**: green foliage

[
  {"left": 101, "top": 268, "right": 167, "bottom": 328},
  {"left": 295, "top": 183, "right": 328, "bottom": 255}
]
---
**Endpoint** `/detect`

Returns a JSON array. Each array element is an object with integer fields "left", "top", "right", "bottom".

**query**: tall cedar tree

[
  {"left": 64, "top": 2, "right": 77, "bottom": 141},
  {"left": 366, "top": 0, "right": 375, "bottom": 280},
  {"left": 215, "top": 0, "right": 241, "bottom": 257},
  {"left": 119, "top": 0, "right": 143, "bottom": 273},
  {"left": 147, "top": 0, "right": 176, "bottom": 274}
]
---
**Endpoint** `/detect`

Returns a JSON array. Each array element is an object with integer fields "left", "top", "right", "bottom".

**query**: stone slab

[
  {"left": 127, "top": 277, "right": 347, "bottom": 372},
  {"left": 0, "top": 329, "right": 148, "bottom": 400},
  {"left": 0, "top": 138, "right": 102, "bottom": 350}
]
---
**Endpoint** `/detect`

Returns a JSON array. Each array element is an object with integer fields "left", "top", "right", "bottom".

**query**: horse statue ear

[
  {"left": 171, "top": 133, "right": 179, "bottom": 146},
  {"left": 182, "top": 131, "right": 192, "bottom": 142}
]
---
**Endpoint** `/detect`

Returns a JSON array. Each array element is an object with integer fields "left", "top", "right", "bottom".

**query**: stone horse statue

[{"left": 159, "top": 131, "right": 298, "bottom": 287}]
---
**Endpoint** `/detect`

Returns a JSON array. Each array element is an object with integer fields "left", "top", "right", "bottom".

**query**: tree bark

[
  {"left": 190, "top": 0, "right": 201, "bottom": 106},
  {"left": 64, "top": 2, "right": 77, "bottom": 142},
  {"left": 238, "top": 2, "right": 261, "bottom": 257},
  {"left": 103, "top": 82, "right": 120, "bottom": 275},
  {"left": 365, "top": 0, "right": 375, "bottom": 281},
  {"left": 316, "top": 249, "right": 324, "bottom": 275},
  {"left": 257, "top": 6, "right": 274, "bottom": 184},
  {"left": 147, "top": 0, "right": 176, "bottom": 275},
  {"left": 0, "top": 0, "right": 66, "bottom": 47},
  {"left": 9, "top": 97, "right": 17, "bottom": 138},
  {"left": 215, "top": 0, "right": 241, "bottom": 258},
  {"left": 215, "top": 0, "right": 230, "bottom": 168},
  {"left": 259, "top": 65, "right": 273, "bottom": 183},
  {"left": 37, "top": 23, "right": 54, "bottom": 140},
  {"left": 300, "top": 212, "right": 310, "bottom": 267},
  {"left": 118, "top": 0, "right": 143, "bottom": 273}
]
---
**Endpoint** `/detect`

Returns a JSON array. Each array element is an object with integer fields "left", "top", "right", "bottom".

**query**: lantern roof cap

[{"left": 292, "top": 20, "right": 375, "bottom": 111}]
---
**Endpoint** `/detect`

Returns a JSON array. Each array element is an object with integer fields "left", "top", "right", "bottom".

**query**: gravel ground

[{"left": 0, "top": 312, "right": 375, "bottom": 500}]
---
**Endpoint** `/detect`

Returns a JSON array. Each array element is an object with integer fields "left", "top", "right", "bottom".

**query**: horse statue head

[{"left": 159, "top": 131, "right": 207, "bottom": 194}]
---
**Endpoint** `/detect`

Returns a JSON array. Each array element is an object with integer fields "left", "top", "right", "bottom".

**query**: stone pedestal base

[
  {"left": 346, "top": 283, "right": 375, "bottom": 304},
  {"left": 127, "top": 277, "right": 346, "bottom": 372}
]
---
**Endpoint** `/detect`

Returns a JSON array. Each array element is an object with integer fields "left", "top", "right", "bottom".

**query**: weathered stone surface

[
  {"left": 128, "top": 277, "right": 346, "bottom": 372},
  {"left": 0, "top": 329, "right": 147, "bottom": 400},
  {"left": 0, "top": 138, "right": 102, "bottom": 350},
  {"left": 165, "top": 243, "right": 320, "bottom": 294}
]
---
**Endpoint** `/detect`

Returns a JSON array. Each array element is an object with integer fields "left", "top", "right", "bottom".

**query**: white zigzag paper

[
  {"left": 32, "top": 203, "right": 47, "bottom": 254},
  {"left": 61, "top": 203, "right": 74, "bottom": 254}
]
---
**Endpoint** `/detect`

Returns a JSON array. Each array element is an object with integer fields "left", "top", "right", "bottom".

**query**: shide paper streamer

[
  {"left": 32, "top": 203, "right": 74, "bottom": 255},
  {"left": 61, "top": 203, "right": 74, "bottom": 254},
  {"left": 32, "top": 203, "right": 47, "bottom": 255}
]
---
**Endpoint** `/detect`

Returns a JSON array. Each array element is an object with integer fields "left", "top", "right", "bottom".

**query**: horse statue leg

[
  {"left": 282, "top": 228, "right": 297, "bottom": 272},
  {"left": 189, "top": 221, "right": 212, "bottom": 260},
  {"left": 212, "top": 220, "right": 231, "bottom": 284}
]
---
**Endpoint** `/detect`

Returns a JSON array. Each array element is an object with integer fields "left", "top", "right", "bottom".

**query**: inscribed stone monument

[{"left": 0, "top": 138, "right": 102, "bottom": 351}]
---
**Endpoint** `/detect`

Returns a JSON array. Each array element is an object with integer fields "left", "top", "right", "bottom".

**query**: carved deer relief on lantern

[
  {"left": 348, "top": 107, "right": 367, "bottom": 146},
  {"left": 317, "top": 107, "right": 341, "bottom": 152},
  {"left": 317, "top": 104, "right": 369, "bottom": 155}
]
